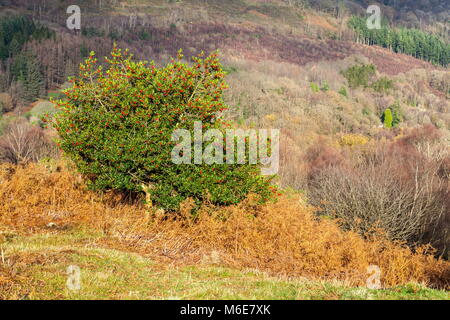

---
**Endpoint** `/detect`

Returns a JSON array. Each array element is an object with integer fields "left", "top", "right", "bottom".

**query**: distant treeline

[
  {"left": 0, "top": 15, "right": 54, "bottom": 107},
  {"left": 349, "top": 16, "right": 450, "bottom": 67},
  {"left": 0, "top": 15, "right": 54, "bottom": 61}
]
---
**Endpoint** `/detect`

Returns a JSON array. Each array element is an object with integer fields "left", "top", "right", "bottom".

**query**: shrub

[
  {"left": 381, "top": 104, "right": 402, "bottom": 128},
  {"left": 306, "top": 128, "right": 449, "bottom": 258},
  {"left": 52, "top": 46, "right": 273, "bottom": 211},
  {"left": 338, "top": 133, "right": 369, "bottom": 147},
  {"left": 362, "top": 107, "right": 371, "bottom": 116},
  {"left": 310, "top": 82, "right": 320, "bottom": 93},
  {"left": 383, "top": 108, "right": 393, "bottom": 128},
  {"left": 138, "top": 30, "right": 151, "bottom": 41},
  {"left": 0, "top": 120, "right": 56, "bottom": 164},
  {"left": 338, "top": 87, "right": 348, "bottom": 97},
  {"left": 341, "top": 64, "right": 376, "bottom": 89},
  {"left": 320, "top": 81, "right": 329, "bottom": 92},
  {"left": 81, "top": 27, "right": 105, "bottom": 38},
  {"left": 390, "top": 101, "right": 402, "bottom": 127},
  {"left": 371, "top": 77, "right": 394, "bottom": 93}
]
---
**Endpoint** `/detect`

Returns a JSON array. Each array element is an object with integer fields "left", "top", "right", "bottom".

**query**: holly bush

[{"left": 51, "top": 46, "right": 274, "bottom": 211}]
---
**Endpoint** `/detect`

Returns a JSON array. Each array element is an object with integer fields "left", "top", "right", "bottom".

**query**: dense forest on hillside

[
  {"left": 0, "top": 16, "right": 54, "bottom": 109},
  {"left": 349, "top": 16, "right": 450, "bottom": 66}
]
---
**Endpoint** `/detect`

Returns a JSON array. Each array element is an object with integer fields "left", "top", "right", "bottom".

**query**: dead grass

[
  {"left": 306, "top": 14, "right": 338, "bottom": 33},
  {"left": 2, "top": 231, "right": 446, "bottom": 300},
  {"left": 0, "top": 162, "right": 449, "bottom": 291}
]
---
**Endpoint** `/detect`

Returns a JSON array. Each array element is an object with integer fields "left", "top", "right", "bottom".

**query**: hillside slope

[
  {"left": 2, "top": 231, "right": 448, "bottom": 300},
  {"left": 0, "top": 0, "right": 449, "bottom": 301},
  {"left": 1, "top": 163, "right": 449, "bottom": 299},
  {"left": 1, "top": 0, "right": 449, "bottom": 194}
]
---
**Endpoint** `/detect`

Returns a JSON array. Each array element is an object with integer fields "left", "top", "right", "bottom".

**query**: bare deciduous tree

[
  {"left": 306, "top": 126, "right": 449, "bottom": 257},
  {"left": 0, "top": 120, "right": 56, "bottom": 164}
]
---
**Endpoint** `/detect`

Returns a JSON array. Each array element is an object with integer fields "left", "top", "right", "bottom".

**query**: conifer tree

[
  {"left": 23, "top": 55, "right": 44, "bottom": 102},
  {"left": 383, "top": 108, "right": 393, "bottom": 128}
]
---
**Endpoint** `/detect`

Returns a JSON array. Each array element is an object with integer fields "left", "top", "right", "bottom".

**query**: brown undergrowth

[{"left": 0, "top": 163, "right": 449, "bottom": 290}]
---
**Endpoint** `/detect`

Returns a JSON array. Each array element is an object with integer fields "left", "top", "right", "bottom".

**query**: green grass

[
  {"left": 1, "top": 230, "right": 449, "bottom": 300},
  {"left": 29, "top": 100, "right": 57, "bottom": 119}
]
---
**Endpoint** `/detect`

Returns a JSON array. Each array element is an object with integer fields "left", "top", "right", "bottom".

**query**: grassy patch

[
  {"left": 1, "top": 230, "right": 448, "bottom": 300},
  {"left": 29, "top": 100, "right": 57, "bottom": 119}
]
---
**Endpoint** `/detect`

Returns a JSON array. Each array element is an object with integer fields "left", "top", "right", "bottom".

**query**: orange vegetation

[
  {"left": 306, "top": 14, "right": 338, "bottom": 33},
  {"left": 0, "top": 163, "right": 449, "bottom": 289}
]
